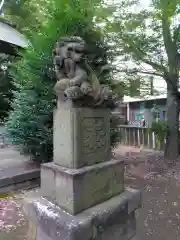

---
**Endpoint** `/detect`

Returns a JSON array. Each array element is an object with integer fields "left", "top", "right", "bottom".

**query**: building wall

[{"left": 128, "top": 99, "right": 167, "bottom": 126}]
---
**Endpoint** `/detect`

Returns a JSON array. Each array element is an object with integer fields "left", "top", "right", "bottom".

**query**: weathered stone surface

[
  {"left": 93, "top": 198, "right": 127, "bottom": 240},
  {"left": 36, "top": 227, "right": 53, "bottom": 240},
  {"left": 53, "top": 103, "right": 111, "bottom": 168},
  {"left": 129, "top": 235, "right": 136, "bottom": 240},
  {"left": 41, "top": 159, "right": 124, "bottom": 214},
  {"left": 126, "top": 212, "right": 136, "bottom": 239},
  {"left": 96, "top": 224, "right": 126, "bottom": 240},
  {"left": 124, "top": 187, "right": 142, "bottom": 214},
  {"left": 40, "top": 167, "right": 55, "bottom": 199},
  {"left": 27, "top": 219, "right": 37, "bottom": 240},
  {"left": 24, "top": 189, "right": 141, "bottom": 240}
]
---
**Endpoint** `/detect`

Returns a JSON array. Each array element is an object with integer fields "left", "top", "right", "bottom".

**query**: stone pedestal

[
  {"left": 25, "top": 100, "right": 141, "bottom": 240},
  {"left": 41, "top": 160, "right": 124, "bottom": 214},
  {"left": 25, "top": 188, "right": 141, "bottom": 240},
  {"left": 53, "top": 101, "right": 111, "bottom": 168}
]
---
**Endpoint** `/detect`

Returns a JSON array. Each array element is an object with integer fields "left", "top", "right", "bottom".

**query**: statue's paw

[
  {"left": 69, "top": 80, "right": 78, "bottom": 87},
  {"left": 80, "top": 83, "right": 92, "bottom": 95},
  {"left": 81, "top": 87, "right": 88, "bottom": 95},
  {"left": 64, "top": 86, "right": 83, "bottom": 100},
  {"left": 54, "top": 79, "right": 70, "bottom": 91}
]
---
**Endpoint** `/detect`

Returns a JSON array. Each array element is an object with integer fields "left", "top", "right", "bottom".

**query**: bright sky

[{"left": 140, "top": 0, "right": 150, "bottom": 8}]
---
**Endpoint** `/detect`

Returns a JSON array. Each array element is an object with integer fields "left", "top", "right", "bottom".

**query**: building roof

[
  {"left": 0, "top": 21, "right": 28, "bottom": 48},
  {"left": 123, "top": 94, "right": 167, "bottom": 103}
]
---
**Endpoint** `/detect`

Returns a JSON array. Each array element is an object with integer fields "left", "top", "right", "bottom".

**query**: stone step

[{"left": 0, "top": 164, "right": 40, "bottom": 193}]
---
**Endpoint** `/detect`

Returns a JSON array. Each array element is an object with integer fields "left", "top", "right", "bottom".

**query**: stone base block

[
  {"left": 41, "top": 159, "right": 124, "bottom": 214},
  {"left": 54, "top": 103, "right": 111, "bottom": 168},
  {"left": 24, "top": 188, "right": 141, "bottom": 240}
]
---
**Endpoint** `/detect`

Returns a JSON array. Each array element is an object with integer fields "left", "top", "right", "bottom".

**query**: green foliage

[
  {"left": 6, "top": 0, "right": 117, "bottom": 162},
  {"left": 6, "top": 83, "right": 54, "bottom": 161},
  {"left": 110, "top": 114, "right": 121, "bottom": 149},
  {"left": 111, "top": 81, "right": 125, "bottom": 100},
  {"left": 149, "top": 120, "right": 168, "bottom": 143},
  {"left": 1, "top": 0, "right": 47, "bottom": 33},
  {"left": 103, "top": 0, "right": 180, "bottom": 91}
]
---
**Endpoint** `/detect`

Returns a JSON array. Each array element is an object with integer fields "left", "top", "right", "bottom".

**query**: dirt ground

[
  {"left": 1, "top": 145, "right": 180, "bottom": 239},
  {"left": 115, "top": 146, "right": 180, "bottom": 240}
]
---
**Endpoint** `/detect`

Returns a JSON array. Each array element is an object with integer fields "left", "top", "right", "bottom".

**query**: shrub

[
  {"left": 110, "top": 113, "right": 121, "bottom": 149},
  {"left": 149, "top": 120, "right": 168, "bottom": 143}
]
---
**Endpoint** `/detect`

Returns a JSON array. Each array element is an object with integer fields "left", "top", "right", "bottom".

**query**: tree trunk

[{"left": 165, "top": 90, "right": 179, "bottom": 160}]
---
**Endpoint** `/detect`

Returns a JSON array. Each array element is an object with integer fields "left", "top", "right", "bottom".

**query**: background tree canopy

[{"left": 103, "top": 0, "right": 180, "bottom": 159}]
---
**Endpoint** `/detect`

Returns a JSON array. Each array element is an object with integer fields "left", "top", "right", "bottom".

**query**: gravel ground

[{"left": 0, "top": 195, "right": 28, "bottom": 240}]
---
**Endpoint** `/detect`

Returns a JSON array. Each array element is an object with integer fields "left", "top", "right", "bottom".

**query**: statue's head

[{"left": 52, "top": 36, "right": 87, "bottom": 67}]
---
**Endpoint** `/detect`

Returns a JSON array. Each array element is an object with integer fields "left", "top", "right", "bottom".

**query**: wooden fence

[{"left": 118, "top": 125, "right": 165, "bottom": 150}]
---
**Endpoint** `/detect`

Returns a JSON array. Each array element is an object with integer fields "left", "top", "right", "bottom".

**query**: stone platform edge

[
  {"left": 0, "top": 169, "right": 40, "bottom": 192},
  {"left": 42, "top": 159, "right": 124, "bottom": 175},
  {"left": 23, "top": 188, "right": 141, "bottom": 240}
]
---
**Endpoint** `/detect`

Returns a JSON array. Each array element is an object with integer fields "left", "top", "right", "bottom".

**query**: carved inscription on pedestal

[{"left": 81, "top": 117, "right": 107, "bottom": 154}]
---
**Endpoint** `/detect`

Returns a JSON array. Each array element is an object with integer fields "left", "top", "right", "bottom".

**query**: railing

[{"left": 118, "top": 125, "right": 165, "bottom": 150}]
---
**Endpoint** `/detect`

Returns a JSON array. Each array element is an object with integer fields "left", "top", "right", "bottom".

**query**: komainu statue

[{"left": 52, "top": 36, "right": 116, "bottom": 107}]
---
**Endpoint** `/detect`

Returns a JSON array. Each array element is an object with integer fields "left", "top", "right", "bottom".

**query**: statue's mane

[{"left": 53, "top": 36, "right": 97, "bottom": 80}]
